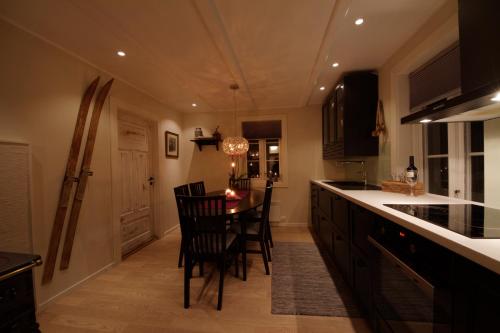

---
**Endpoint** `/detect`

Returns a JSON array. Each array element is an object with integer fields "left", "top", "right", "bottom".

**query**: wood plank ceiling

[{"left": 0, "top": 0, "right": 446, "bottom": 112}]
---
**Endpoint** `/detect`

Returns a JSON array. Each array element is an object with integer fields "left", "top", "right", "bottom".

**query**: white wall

[
  {"left": 484, "top": 118, "right": 500, "bottom": 209},
  {"left": 0, "top": 18, "right": 183, "bottom": 306}
]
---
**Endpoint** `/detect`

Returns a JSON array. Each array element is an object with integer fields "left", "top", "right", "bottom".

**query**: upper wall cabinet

[
  {"left": 459, "top": 0, "right": 500, "bottom": 94},
  {"left": 322, "top": 71, "right": 379, "bottom": 160}
]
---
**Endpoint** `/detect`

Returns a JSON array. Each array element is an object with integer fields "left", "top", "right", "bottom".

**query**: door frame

[{"left": 110, "top": 97, "right": 160, "bottom": 263}]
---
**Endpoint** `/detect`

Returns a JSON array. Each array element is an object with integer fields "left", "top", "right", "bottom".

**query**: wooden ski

[
  {"left": 60, "top": 79, "right": 114, "bottom": 270},
  {"left": 42, "top": 77, "right": 100, "bottom": 285}
]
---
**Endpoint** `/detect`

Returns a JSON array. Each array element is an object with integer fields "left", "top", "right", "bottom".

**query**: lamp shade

[{"left": 222, "top": 136, "right": 249, "bottom": 156}]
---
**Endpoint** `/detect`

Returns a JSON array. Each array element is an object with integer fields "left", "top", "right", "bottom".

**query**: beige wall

[
  {"left": 0, "top": 19, "right": 183, "bottom": 306},
  {"left": 182, "top": 106, "right": 338, "bottom": 225},
  {"left": 484, "top": 118, "right": 500, "bottom": 209}
]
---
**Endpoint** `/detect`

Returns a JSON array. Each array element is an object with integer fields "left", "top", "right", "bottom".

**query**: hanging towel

[{"left": 372, "top": 100, "right": 387, "bottom": 141}]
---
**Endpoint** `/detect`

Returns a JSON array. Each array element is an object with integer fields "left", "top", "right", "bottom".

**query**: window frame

[
  {"left": 237, "top": 114, "right": 288, "bottom": 188},
  {"left": 423, "top": 122, "right": 483, "bottom": 202}
]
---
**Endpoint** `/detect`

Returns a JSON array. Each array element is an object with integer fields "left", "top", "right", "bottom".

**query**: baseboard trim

[
  {"left": 162, "top": 224, "right": 180, "bottom": 237},
  {"left": 271, "top": 221, "right": 308, "bottom": 227},
  {"left": 37, "top": 262, "right": 115, "bottom": 311}
]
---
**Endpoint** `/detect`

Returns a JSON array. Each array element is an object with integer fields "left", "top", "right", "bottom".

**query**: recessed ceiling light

[
  {"left": 420, "top": 119, "right": 432, "bottom": 123},
  {"left": 192, "top": 103, "right": 197, "bottom": 107},
  {"left": 355, "top": 18, "right": 364, "bottom": 26},
  {"left": 320, "top": 86, "right": 326, "bottom": 91},
  {"left": 117, "top": 50, "right": 126, "bottom": 57},
  {"left": 491, "top": 92, "right": 500, "bottom": 102},
  {"left": 332, "top": 62, "right": 339, "bottom": 68}
]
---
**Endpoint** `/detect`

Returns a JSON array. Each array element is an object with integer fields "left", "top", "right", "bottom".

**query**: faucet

[{"left": 336, "top": 160, "right": 367, "bottom": 185}]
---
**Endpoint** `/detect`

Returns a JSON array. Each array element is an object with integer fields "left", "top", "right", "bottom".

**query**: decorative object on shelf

[
  {"left": 381, "top": 180, "right": 424, "bottom": 196},
  {"left": 212, "top": 126, "right": 221, "bottom": 141},
  {"left": 372, "top": 100, "right": 387, "bottom": 142},
  {"left": 194, "top": 127, "right": 203, "bottom": 138},
  {"left": 165, "top": 131, "right": 179, "bottom": 158},
  {"left": 222, "top": 84, "right": 249, "bottom": 156}
]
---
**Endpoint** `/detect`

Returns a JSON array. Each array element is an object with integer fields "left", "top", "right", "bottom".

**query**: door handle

[{"left": 148, "top": 176, "right": 155, "bottom": 185}]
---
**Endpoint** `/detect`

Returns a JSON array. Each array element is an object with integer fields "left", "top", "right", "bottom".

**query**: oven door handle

[{"left": 368, "top": 236, "right": 434, "bottom": 299}]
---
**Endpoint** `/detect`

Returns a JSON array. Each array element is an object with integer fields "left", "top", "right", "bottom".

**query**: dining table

[{"left": 207, "top": 189, "right": 265, "bottom": 216}]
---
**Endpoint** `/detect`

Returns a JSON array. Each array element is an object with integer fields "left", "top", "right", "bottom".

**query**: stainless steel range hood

[{"left": 401, "top": 84, "right": 500, "bottom": 124}]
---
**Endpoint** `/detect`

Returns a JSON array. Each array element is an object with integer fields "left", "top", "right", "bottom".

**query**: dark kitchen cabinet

[
  {"left": 0, "top": 253, "right": 41, "bottom": 333},
  {"left": 351, "top": 247, "right": 372, "bottom": 315},
  {"left": 322, "top": 71, "right": 379, "bottom": 159},
  {"left": 310, "top": 183, "right": 500, "bottom": 333},
  {"left": 350, "top": 204, "right": 376, "bottom": 256},
  {"left": 318, "top": 187, "right": 332, "bottom": 220},
  {"left": 459, "top": 0, "right": 500, "bottom": 93},
  {"left": 319, "top": 213, "right": 333, "bottom": 255},
  {"left": 332, "top": 194, "right": 348, "bottom": 234},
  {"left": 332, "top": 226, "right": 350, "bottom": 280},
  {"left": 452, "top": 257, "right": 500, "bottom": 333},
  {"left": 311, "top": 184, "right": 320, "bottom": 234}
]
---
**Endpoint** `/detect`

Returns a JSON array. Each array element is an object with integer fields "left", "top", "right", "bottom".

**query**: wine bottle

[
  {"left": 406, "top": 156, "right": 418, "bottom": 196},
  {"left": 406, "top": 156, "right": 417, "bottom": 179}
]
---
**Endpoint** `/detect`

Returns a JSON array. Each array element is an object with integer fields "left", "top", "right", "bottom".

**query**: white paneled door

[{"left": 118, "top": 116, "right": 154, "bottom": 256}]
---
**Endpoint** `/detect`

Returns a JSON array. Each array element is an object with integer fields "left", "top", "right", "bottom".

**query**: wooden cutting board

[{"left": 381, "top": 180, "right": 425, "bottom": 196}]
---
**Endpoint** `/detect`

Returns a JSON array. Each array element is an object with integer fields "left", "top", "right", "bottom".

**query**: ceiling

[{"left": 0, "top": 0, "right": 446, "bottom": 113}]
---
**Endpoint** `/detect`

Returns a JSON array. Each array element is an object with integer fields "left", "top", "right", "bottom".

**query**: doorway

[{"left": 117, "top": 113, "right": 155, "bottom": 257}]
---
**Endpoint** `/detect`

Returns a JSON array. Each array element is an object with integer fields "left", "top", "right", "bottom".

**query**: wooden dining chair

[
  {"left": 230, "top": 181, "right": 273, "bottom": 281},
  {"left": 174, "top": 184, "right": 190, "bottom": 268},
  {"left": 189, "top": 181, "right": 206, "bottom": 196},
  {"left": 177, "top": 195, "right": 239, "bottom": 310},
  {"left": 230, "top": 178, "right": 251, "bottom": 190}
]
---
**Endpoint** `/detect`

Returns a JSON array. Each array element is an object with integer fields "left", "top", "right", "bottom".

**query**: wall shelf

[{"left": 190, "top": 137, "right": 221, "bottom": 151}]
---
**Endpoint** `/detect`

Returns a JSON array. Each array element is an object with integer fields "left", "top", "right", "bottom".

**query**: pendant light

[{"left": 222, "top": 84, "right": 249, "bottom": 156}]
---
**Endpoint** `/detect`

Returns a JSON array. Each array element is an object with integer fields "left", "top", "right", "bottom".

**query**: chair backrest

[
  {"left": 174, "top": 184, "right": 190, "bottom": 196},
  {"left": 177, "top": 195, "right": 228, "bottom": 258},
  {"left": 230, "top": 178, "right": 251, "bottom": 190},
  {"left": 189, "top": 181, "right": 206, "bottom": 196},
  {"left": 259, "top": 181, "right": 273, "bottom": 235}
]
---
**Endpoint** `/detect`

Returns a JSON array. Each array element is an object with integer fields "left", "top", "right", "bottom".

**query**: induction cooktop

[{"left": 384, "top": 204, "right": 500, "bottom": 239}]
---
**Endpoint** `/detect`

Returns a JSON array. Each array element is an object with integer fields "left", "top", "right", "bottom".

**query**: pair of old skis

[{"left": 42, "top": 77, "right": 114, "bottom": 284}]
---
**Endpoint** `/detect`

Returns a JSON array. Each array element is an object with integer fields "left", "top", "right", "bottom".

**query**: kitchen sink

[{"left": 322, "top": 180, "right": 381, "bottom": 190}]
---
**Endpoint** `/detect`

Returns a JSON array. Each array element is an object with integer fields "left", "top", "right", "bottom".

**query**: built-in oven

[{"left": 369, "top": 219, "right": 452, "bottom": 333}]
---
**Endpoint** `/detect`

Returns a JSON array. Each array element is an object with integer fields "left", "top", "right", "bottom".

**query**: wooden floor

[{"left": 38, "top": 226, "right": 372, "bottom": 333}]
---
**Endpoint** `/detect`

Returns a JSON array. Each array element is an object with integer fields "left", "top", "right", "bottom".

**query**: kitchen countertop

[{"left": 311, "top": 179, "right": 500, "bottom": 275}]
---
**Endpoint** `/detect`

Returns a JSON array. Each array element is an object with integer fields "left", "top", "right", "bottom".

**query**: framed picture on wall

[{"left": 165, "top": 131, "right": 179, "bottom": 159}]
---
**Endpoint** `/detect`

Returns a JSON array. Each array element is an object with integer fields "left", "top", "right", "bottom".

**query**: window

[
  {"left": 424, "top": 122, "right": 484, "bottom": 202},
  {"left": 239, "top": 116, "right": 287, "bottom": 187},
  {"left": 425, "top": 123, "right": 449, "bottom": 196},
  {"left": 467, "top": 122, "right": 484, "bottom": 202},
  {"left": 245, "top": 139, "right": 281, "bottom": 181}
]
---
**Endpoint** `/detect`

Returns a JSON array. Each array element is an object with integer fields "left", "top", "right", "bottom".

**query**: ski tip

[
  {"left": 100, "top": 78, "right": 114, "bottom": 94},
  {"left": 89, "top": 76, "right": 100, "bottom": 88}
]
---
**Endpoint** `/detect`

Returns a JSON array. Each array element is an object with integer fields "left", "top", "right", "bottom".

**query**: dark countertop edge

[{"left": 0, "top": 252, "right": 42, "bottom": 278}]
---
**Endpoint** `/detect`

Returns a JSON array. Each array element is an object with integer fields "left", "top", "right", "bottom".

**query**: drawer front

[
  {"left": 332, "top": 226, "right": 350, "bottom": 280},
  {"left": 351, "top": 205, "right": 375, "bottom": 256},
  {"left": 332, "top": 195, "right": 348, "bottom": 233},
  {"left": 319, "top": 214, "right": 333, "bottom": 255},
  {"left": 0, "top": 270, "right": 35, "bottom": 321},
  {"left": 311, "top": 184, "right": 319, "bottom": 209},
  {"left": 318, "top": 188, "right": 332, "bottom": 219}
]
